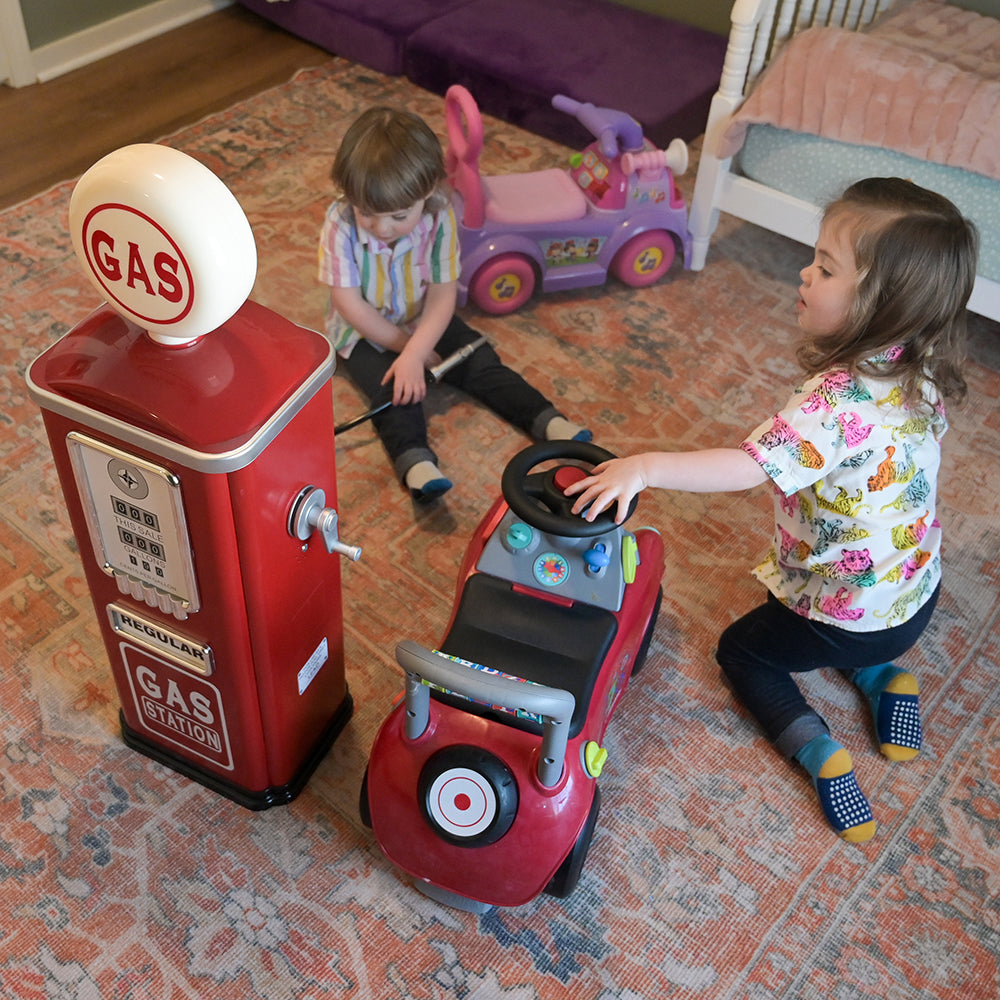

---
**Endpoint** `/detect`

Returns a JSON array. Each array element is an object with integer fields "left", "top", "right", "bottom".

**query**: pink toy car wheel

[
  {"left": 611, "top": 230, "right": 677, "bottom": 287},
  {"left": 468, "top": 254, "right": 536, "bottom": 315}
]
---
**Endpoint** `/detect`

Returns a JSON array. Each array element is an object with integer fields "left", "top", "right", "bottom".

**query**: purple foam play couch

[
  {"left": 404, "top": 0, "right": 727, "bottom": 147},
  {"left": 237, "top": 0, "right": 475, "bottom": 75},
  {"left": 238, "top": 0, "right": 727, "bottom": 145}
]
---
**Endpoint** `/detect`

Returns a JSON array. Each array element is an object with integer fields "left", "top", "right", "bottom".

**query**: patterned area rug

[{"left": 2, "top": 59, "right": 999, "bottom": 1000}]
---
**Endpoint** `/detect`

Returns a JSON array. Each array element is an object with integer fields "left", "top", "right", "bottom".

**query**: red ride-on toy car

[
  {"left": 445, "top": 85, "right": 692, "bottom": 315},
  {"left": 361, "top": 442, "right": 665, "bottom": 911}
]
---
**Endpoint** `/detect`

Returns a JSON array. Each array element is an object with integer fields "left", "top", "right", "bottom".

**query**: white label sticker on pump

[
  {"left": 67, "top": 432, "right": 200, "bottom": 615},
  {"left": 298, "top": 637, "right": 329, "bottom": 695}
]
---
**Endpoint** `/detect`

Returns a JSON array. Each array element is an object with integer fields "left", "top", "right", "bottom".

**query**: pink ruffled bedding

[
  {"left": 719, "top": 1, "right": 1000, "bottom": 182},
  {"left": 869, "top": 0, "right": 1000, "bottom": 79}
]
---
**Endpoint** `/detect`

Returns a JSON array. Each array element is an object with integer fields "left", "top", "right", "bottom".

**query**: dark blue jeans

[
  {"left": 342, "top": 315, "right": 559, "bottom": 480},
  {"left": 716, "top": 585, "right": 939, "bottom": 758}
]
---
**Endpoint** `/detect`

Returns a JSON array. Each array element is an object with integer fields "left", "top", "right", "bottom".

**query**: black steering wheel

[{"left": 500, "top": 441, "right": 637, "bottom": 538}]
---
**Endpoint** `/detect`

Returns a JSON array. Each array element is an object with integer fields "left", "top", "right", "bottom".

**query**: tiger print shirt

[{"left": 741, "top": 361, "right": 946, "bottom": 632}]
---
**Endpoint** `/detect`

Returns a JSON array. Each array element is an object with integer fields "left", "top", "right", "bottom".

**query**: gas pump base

[{"left": 120, "top": 693, "right": 353, "bottom": 811}]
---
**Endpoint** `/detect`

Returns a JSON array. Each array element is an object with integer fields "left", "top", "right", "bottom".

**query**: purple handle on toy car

[
  {"left": 551, "top": 94, "right": 644, "bottom": 158},
  {"left": 396, "top": 640, "right": 575, "bottom": 787}
]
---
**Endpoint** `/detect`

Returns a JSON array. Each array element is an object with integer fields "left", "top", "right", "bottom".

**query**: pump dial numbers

[
  {"left": 117, "top": 526, "right": 167, "bottom": 562},
  {"left": 111, "top": 497, "right": 161, "bottom": 532}
]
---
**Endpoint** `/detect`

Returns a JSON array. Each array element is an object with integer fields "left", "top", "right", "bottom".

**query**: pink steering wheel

[{"left": 444, "top": 85, "right": 486, "bottom": 229}]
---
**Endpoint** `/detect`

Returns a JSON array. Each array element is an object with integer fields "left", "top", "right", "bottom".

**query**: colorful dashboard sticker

[{"left": 423, "top": 651, "right": 545, "bottom": 724}]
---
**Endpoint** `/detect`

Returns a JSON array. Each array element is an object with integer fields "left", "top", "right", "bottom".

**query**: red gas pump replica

[{"left": 27, "top": 144, "right": 360, "bottom": 809}]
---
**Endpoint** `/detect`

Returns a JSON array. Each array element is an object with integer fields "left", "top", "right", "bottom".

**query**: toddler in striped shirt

[{"left": 319, "top": 106, "right": 589, "bottom": 503}]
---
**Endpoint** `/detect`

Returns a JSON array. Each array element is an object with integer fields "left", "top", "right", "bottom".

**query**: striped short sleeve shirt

[{"left": 318, "top": 200, "right": 461, "bottom": 356}]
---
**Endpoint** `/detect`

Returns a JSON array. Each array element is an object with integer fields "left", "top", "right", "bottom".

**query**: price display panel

[{"left": 67, "top": 432, "right": 200, "bottom": 612}]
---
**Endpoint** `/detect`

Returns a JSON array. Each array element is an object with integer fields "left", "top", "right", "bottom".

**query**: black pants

[
  {"left": 715, "top": 585, "right": 939, "bottom": 758},
  {"left": 342, "top": 315, "right": 560, "bottom": 480}
]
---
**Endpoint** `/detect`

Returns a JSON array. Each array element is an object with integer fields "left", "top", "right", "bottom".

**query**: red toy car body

[{"left": 361, "top": 442, "right": 665, "bottom": 910}]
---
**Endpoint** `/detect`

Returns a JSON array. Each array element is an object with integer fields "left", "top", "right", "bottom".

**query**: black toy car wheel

[
  {"left": 630, "top": 586, "right": 663, "bottom": 679},
  {"left": 359, "top": 765, "right": 372, "bottom": 829},
  {"left": 419, "top": 746, "right": 518, "bottom": 846},
  {"left": 545, "top": 785, "right": 601, "bottom": 898}
]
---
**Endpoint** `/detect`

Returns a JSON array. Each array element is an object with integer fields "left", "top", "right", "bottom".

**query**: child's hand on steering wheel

[{"left": 564, "top": 457, "right": 649, "bottom": 525}]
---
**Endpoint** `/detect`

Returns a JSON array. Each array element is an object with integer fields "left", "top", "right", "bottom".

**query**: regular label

[{"left": 108, "top": 604, "right": 213, "bottom": 675}]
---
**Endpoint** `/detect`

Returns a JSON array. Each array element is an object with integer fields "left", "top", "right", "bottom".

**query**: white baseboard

[{"left": 32, "top": 0, "right": 234, "bottom": 84}]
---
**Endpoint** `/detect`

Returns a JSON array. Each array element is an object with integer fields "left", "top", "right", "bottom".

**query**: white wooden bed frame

[{"left": 688, "top": 0, "right": 1000, "bottom": 323}]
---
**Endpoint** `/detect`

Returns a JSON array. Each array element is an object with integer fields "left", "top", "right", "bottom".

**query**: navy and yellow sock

[
  {"left": 794, "top": 734, "right": 876, "bottom": 843},
  {"left": 852, "top": 663, "right": 922, "bottom": 761}
]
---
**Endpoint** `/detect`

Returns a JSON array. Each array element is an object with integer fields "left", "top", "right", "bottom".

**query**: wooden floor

[{"left": 0, "top": 5, "right": 330, "bottom": 210}]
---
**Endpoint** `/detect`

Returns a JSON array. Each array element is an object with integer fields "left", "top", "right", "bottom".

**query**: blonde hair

[
  {"left": 798, "top": 177, "right": 978, "bottom": 408},
  {"left": 331, "top": 106, "right": 449, "bottom": 215}
]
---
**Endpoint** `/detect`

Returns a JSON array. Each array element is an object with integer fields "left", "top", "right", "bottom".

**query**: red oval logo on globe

[{"left": 81, "top": 202, "right": 194, "bottom": 325}]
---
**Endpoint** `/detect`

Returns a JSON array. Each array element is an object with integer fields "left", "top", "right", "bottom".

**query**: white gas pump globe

[{"left": 69, "top": 143, "right": 257, "bottom": 346}]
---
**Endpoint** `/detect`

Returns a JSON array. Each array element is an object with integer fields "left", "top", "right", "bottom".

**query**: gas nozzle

[{"left": 288, "top": 486, "right": 362, "bottom": 561}]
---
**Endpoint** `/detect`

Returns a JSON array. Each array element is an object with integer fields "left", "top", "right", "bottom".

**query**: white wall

[
  {"left": 0, "top": 0, "right": 33, "bottom": 85},
  {"left": 1, "top": 0, "right": 231, "bottom": 86}
]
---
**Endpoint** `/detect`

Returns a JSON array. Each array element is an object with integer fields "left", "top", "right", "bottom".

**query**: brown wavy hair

[
  {"left": 331, "top": 106, "right": 449, "bottom": 216},
  {"left": 797, "top": 177, "right": 978, "bottom": 410}
]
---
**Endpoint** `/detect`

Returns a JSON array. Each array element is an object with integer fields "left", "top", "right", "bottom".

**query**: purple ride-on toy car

[
  {"left": 445, "top": 85, "right": 692, "bottom": 315},
  {"left": 360, "top": 441, "right": 665, "bottom": 911}
]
